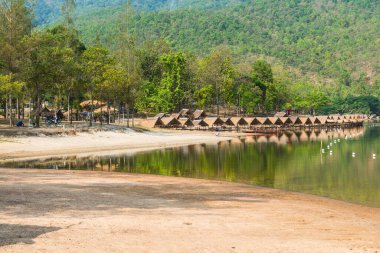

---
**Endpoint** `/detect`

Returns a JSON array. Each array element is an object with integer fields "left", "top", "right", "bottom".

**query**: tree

[
  {"left": 0, "top": 74, "right": 24, "bottom": 126},
  {"left": 251, "top": 60, "right": 273, "bottom": 112}
]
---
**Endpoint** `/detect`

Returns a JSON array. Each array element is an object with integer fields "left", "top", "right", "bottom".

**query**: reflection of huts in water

[
  {"left": 309, "top": 131, "right": 317, "bottom": 141},
  {"left": 192, "top": 119, "right": 209, "bottom": 129},
  {"left": 203, "top": 117, "right": 224, "bottom": 128},
  {"left": 138, "top": 118, "right": 165, "bottom": 128},
  {"left": 317, "top": 130, "right": 328, "bottom": 141},
  {"left": 256, "top": 135, "right": 268, "bottom": 143},
  {"left": 288, "top": 132, "right": 299, "bottom": 142},
  {"left": 299, "top": 131, "right": 309, "bottom": 142},
  {"left": 268, "top": 135, "right": 279, "bottom": 143},
  {"left": 231, "top": 117, "right": 249, "bottom": 127},
  {"left": 278, "top": 133, "right": 289, "bottom": 144},
  {"left": 178, "top": 118, "right": 194, "bottom": 128},
  {"left": 243, "top": 136, "right": 256, "bottom": 144},
  {"left": 161, "top": 117, "right": 181, "bottom": 128},
  {"left": 193, "top": 109, "right": 206, "bottom": 120}
]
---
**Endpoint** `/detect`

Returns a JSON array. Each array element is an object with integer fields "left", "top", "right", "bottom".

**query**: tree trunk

[
  {"left": 16, "top": 97, "right": 20, "bottom": 119},
  {"left": 9, "top": 95, "right": 12, "bottom": 127},
  {"left": 90, "top": 97, "right": 94, "bottom": 127},
  {"left": 67, "top": 95, "right": 71, "bottom": 125}
]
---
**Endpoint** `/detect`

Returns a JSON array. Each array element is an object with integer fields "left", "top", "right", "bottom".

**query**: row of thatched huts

[{"left": 138, "top": 114, "right": 367, "bottom": 130}]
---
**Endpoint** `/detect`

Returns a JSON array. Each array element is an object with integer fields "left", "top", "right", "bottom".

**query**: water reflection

[{"left": 2, "top": 125, "right": 380, "bottom": 207}]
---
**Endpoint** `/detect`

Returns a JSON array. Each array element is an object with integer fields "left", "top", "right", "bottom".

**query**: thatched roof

[
  {"left": 178, "top": 118, "right": 194, "bottom": 127},
  {"left": 154, "top": 113, "right": 165, "bottom": 119},
  {"left": 274, "top": 112, "right": 288, "bottom": 117},
  {"left": 161, "top": 117, "right": 181, "bottom": 127},
  {"left": 203, "top": 117, "right": 224, "bottom": 126},
  {"left": 93, "top": 106, "right": 116, "bottom": 113},
  {"left": 80, "top": 100, "right": 106, "bottom": 108},
  {"left": 289, "top": 116, "right": 302, "bottom": 125},
  {"left": 279, "top": 117, "right": 293, "bottom": 125},
  {"left": 220, "top": 118, "right": 234, "bottom": 126},
  {"left": 255, "top": 117, "right": 273, "bottom": 125},
  {"left": 193, "top": 109, "right": 206, "bottom": 119},
  {"left": 268, "top": 117, "right": 283, "bottom": 125},
  {"left": 299, "top": 116, "right": 313, "bottom": 125},
  {"left": 329, "top": 114, "right": 341, "bottom": 120},
  {"left": 316, "top": 116, "right": 328, "bottom": 125},
  {"left": 230, "top": 117, "right": 248, "bottom": 126},
  {"left": 139, "top": 118, "right": 164, "bottom": 128},
  {"left": 193, "top": 119, "right": 209, "bottom": 127}
]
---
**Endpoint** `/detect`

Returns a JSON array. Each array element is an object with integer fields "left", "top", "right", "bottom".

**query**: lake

[{"left": 1, "top": 124, "right": 379, "bottom": 207}]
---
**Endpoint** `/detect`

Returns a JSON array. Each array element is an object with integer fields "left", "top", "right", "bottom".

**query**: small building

[
  {"left": 161, "top": 117, "right": 181, "bottom": 128},
  {"left": 231, "top": 117, "right": 249, "bottom": 126},
  {"left": 193, "top": 109, "right": 207, "bottom": 120}
]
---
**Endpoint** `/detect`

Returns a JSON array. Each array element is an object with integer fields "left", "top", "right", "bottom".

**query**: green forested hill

[{"left": 36, "top": 0, "right": 380, "bottom": 87}]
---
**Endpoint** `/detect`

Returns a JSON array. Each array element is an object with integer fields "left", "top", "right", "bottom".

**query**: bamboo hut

[
  {"left": 193, "top": 119, "right": 209, "bottom": 128},
  {"left": 178, "top": 118, "right": 194, "bottom": 127},
  {"left": 154, "top": 113, "right": 165, "bottom": 119},
  {"left": 161, "top": 117, "right": 181, "bottom": 128},
  {"left": 255, "top": 117, "right": 273, "bottom": 125},
  {"left": 139, "top": 118, "right": 165, "bottom": 128},
  {"left": 299, "top": 116, "right": 313, "bottom": 125},
  {"left": 171, "top": 109, "right": 190, "bottom": 119},
  {"left": 268, "top": 117, "right": 283, "bottom": 125},
  {"left": 316, "top": 116, "right": 328, "bottom": 125},
  {"left": 221, "top": 118, "right": 234, "bottom": 126},
  {"left": 93, "top": 106, "right": 116, "bottom": 114},
  {"left": 289, "top": 116, "right": 302, "bottom": 125},
  {"left": 230, "top": 117, "right": 249, "bottom": 126},
  {"left": 203, "top": 117, "right": 224, "bottom": 127},
  {"left": 279, "top": 117, "right": 293, "bottom": 126},
  {"left": 193, "top": 109, "right": 207, "bottom": 120},
  {"left": 274, "top": 112, "right": 288, "bottom": 117},
  {"left": 80, "top": 100, "right": 106, "bottom": 109}
]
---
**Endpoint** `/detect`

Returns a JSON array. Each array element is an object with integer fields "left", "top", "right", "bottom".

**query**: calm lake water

[{"left": 2, "top": 124, "right": 380, "bottom": 207}]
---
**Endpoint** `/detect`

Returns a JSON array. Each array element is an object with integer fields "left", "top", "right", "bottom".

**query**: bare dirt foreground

[{"left": 0, "top": 169, "right": 379, "bottom": 253}]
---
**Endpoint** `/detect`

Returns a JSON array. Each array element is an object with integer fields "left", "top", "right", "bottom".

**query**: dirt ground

[{"left": 0, "top": 169, "right": 379, "bottom": 253}]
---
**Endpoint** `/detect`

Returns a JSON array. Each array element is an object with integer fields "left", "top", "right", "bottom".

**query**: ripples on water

[{"left": 2, "top": 125, "right": 380, "bottom": 207}]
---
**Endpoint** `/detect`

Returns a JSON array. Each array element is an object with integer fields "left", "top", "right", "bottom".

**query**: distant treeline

[{"left": 0, "top": 0, "right": 379, "bottom": 127}]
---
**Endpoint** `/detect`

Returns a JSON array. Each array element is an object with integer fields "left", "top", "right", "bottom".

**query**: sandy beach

[
  {"left": 0, "top": 128, "right": 233, "bottom": 161},
  {"left": 0, "top": 168, "right": 379, "bottom": 253}
]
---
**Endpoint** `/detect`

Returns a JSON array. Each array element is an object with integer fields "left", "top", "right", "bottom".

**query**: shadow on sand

[{"left": 0, "top": 224, "right": 60, "bottom": 247}]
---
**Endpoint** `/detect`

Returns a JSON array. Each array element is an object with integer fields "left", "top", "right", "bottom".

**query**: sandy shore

[
  {"left": 0, "top": 168, "right": 379, "bottom": 253},
  {"left": 0, "top": 129, "right": 233, "bottom": 161}
]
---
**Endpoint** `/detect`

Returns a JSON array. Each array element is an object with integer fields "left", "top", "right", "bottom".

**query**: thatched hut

[
  {"left": 289, "top": 116, "right": 302, "bottom": 125},
  {"left": 255, "top": 117, "right": 273, "bottom": 125},
  {"left": 221, "top": 118, "right": 234, "bottom": 126},
  {"left": 80, "top": 100, "right": 106, "bottom": 109},
  {"left": 268, "top": 117, "right": 283, "bottom": 125},
  {"left": 178, "top": 118, "right": 194, "bottom": 127},
  {"left": 171, "top": 109, "right": 190, "bottom": 119},
  {"left": 193, "top": 119, "right": 209, "bottom": 128},
  {"left": 154, "top": 113, "right": 165, "bottom": 119},
  {"left": 139, "top": 118, "right": 165, "bottom": 128},
  {"left": 316, "top": 116, "right": 328, "bottom": 125},
  {"left": 161, "top": 117, "right": 181, "bottom": 128},
  {"left": 299, "top": 116, "right": 313, "bottom": 125},
  {"left": 279, "top": 117, "right": 293, "bottom": 125},
  {"left": 94, "top": 106, "right": 116, "bottom": 114},
  {"left": 230, "top": 117, "right": 249, "bottom": 126},
  {"left": 274, "top": 112, "right": 288, "bottom": 117},
  {"left": 193, "top": 109, "right": 207, "bottom": 120},
  {"left": 203, "top": 117, "right": 224, "bottom": 127}
]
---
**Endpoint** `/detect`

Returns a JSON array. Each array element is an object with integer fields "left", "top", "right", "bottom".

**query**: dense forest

[{"left": 0, "top": 0, "right": 379, "bottom": 127}]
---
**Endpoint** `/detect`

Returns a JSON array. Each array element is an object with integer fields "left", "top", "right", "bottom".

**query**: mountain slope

[{"left": 35, "top": 0, "right": 380, "bottom": 86}]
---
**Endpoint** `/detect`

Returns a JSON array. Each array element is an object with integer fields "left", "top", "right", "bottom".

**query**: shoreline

[
  {"left": 1, "top": 168, "right": 379, "bottom": 252},
  {"left": 0, "top": 129, "right": 239, "bottom": 162}
]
